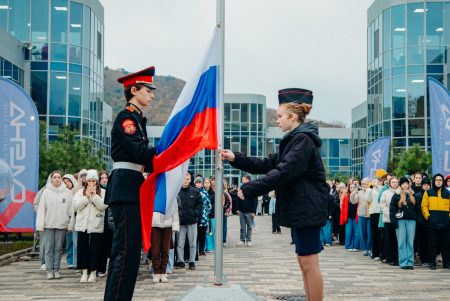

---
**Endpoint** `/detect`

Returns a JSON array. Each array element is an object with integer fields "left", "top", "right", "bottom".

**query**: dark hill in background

[{"left": 104, "top": 67, "right": 344, "bottom": 128}]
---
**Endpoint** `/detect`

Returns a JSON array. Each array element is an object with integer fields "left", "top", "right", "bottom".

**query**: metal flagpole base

[{"left": 176, "top": 284, "right": 262, "bottom": 301}]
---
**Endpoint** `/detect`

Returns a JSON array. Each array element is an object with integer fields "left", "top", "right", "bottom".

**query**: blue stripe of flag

[{"left": 156, "top": 65, "right": 218, "bottom": 155}]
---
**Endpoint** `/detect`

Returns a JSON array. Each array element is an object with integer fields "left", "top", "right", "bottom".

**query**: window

[
  {"left": 69, "top": 1, "right": 82, "bottom": 46},
  {"left": 374, "top": 29, "right": 380, "bottom": 58},
  {"left": 382, "top": 9, "right": 390, "bottom": 52},
  {"left": 408, "top": 119, "right": 425, "bottom": 136},
  {"left": 407, "top": 74, "right": 425, "bottom": 118},
  {"left": 49, "top": 71, "right": 67, "bottom": 115},
  {"left": 393, "top": 119, "right": 406, "bottom": 137},
  {"left": 392, "top": 76, "right": 405, "bottom": 118},
  {"left": 51, "top": 43, "right": 67, "bottom": 61},
  {"left": 49, "top": 116, "right": 65, "bottom": 135},
  {"left": 9, "top": 0, "right": 30, "bottom": 42},
  {"left": 31, "top": 0, "right": 48, "bottom": 43},
  {"left": 0, "top": 0, "right": 7, "bottom": 30},
  {"left": 426, "top": 2, "right": 443, "bottom": 47},
  {"left": 407, "top": 3, "right": 424, "bottom": 46},
  {"left": 83, "top": 6, "right": 91, "bottom": 50},
  {"left": 51, "top": 0, "right": 68, "bottom": 43},
  {"left": 31, "top": 71, "right": 48, "bottom": 114},
  {"left": 391, "top": 5, "right": 405, "bottom": 49},
  {"left": 69, "top": 73, "right": 81, "bottom": 116},
  {"left": 97, "top": 31, "right": 102, "bottom": 59}
]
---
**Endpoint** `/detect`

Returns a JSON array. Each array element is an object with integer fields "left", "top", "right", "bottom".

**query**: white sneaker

[
  {"left": 153, "top": 274, "right": 160, "bottom": 283},
  {"left": 97, "top": 272, "right": 106, "bottom": 278},
  {"left": 40, "top": 264, "right": 46, "bottom": 271},
  {"left": 53, "top": 271, "right": 62, "bottom": 279},
  {"left": 236, "top": 241, "right": 245, "bottom": 247},
  {"left": 87, "top": 271, "right": 96, "bottom": 283},
  {"left": 80, "top": 269, "right": 88, "bottom": 283},
  {"left": 160, "top": 274, "right": 168, "bottom": 283},
  {"left": 247, "top": 241, "right": 253, "bottom": 247},
  {"left": 373, "top": 257, "right": 380, "bottom": 261},
  {"left": 222, "top": 242, "right": 227, "bottom": 247},
  {"left": 46, "top": 271, "right": 54, "bottom": 280}
]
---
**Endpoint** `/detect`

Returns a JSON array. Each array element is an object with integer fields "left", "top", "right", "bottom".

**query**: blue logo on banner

[
  {"left": 429, "top": 77, "right": 450, "bottom": 176},
  {"left": 0, "top": 77, "right": 39, "bottom": 232},
  {"left": 363, "top": 137, "right": 391, "bottom": 179}
]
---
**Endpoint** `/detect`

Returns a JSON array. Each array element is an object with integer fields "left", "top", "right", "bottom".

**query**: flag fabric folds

[
  {"left": 429, "top": 77, "right": 450, "bottom": 176},
  {"left": 363, "top": 137, "right": 390, "bottom": 179},
  {"left": 140, "top": 29, "right": 221, "bottom": 252}
]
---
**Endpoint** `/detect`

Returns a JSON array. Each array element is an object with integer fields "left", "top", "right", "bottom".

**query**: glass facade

[
  {"left": 358, "top": 0, "right": 450, "bottom": 174},
  {"left": 0, "top": 56, "right": 24, "bottom": 86},
  {"left": 0, "top": 0, "right": 109, "bottom": 162}
]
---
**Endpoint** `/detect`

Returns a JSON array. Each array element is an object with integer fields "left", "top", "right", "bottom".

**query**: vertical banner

[
  {"left": 429, "top": 77, "right": 450, "bottom": 176},
  {"left": 363, "top": 137, "right": 391, "bottom": 179},
  {"left": 0, "top": 77, "right": 39, "bottom": 232}
]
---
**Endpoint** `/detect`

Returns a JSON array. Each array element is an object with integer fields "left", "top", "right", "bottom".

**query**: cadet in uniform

[{"left": 104, "top": 67, "right": 156, "bottom": 301}]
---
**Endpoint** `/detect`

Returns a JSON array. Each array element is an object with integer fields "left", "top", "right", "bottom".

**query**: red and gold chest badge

[{"left": 122, "top": 119, "right": 137, "bottom": 135}]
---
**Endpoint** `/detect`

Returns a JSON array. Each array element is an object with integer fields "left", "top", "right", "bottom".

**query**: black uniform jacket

[
  {"left": 230, "top": 122, "right": 328, "bottom": 229},
  {"left": 105, "top": 104, "right": 155, "bottom": 205},
  {"left": 177, "top": 186, "right": 203, "bottom": 225}
]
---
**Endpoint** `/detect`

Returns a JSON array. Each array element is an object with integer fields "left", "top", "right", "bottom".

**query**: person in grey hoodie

[{"left": 36, "top": 170, "right": 74, "bottom": 280}]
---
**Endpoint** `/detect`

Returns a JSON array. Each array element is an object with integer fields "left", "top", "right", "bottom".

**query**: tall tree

[
  {"left": 39, "top": 123, "right": 106, "bottom": 187},
  {"left": 393, "top": 144, "right": 431, "bottom": 177}
]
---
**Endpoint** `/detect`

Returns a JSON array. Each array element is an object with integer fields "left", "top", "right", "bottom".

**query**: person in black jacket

[
  {"left": 414, "top": 177, "right": 431, "bottom": 266},
  {"left": 175, "top": 173, "right": 202, "bottom": 270},
  {"left": 390, "top": 176, "right": 417, "bottom": 269},
  {"left": 104, "top": 67, "right": 156, "bottom": 301},
  {"left": 320, "top": 181, "right": 335, "bottom": 246},
  {"left": 236, "top": 175, "right": 258, "bottom": 247},
  {"left": 221, "top": 88, "right": 327, "bottom": 301}
]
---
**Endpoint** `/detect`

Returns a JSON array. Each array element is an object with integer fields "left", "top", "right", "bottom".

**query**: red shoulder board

[
  {"left": 126, "top": 106, "right": 134, "bottom": 112},
  {"left": 122, "top": 119, "right": 137, "bottom": 134}
]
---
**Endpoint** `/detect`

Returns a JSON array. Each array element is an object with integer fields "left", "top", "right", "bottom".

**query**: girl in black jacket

[
  {"left": 221, "top": 88, "right": 328, "bottom": 301},
  {"left": 390, "top": 176, "right": 417, "bottom": 269}
]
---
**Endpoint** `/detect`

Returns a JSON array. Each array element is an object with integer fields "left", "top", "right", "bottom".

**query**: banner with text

[
  {"left": 429, "top": 77, "right": 450, "bottom": 176},
  {"left": 363, "top": 137, "right": 391, "bottom": 179},
  {"left": 0, "top": 77, "right": 39, "bottom": 232}
]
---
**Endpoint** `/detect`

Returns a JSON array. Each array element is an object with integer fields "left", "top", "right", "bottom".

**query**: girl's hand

[{"left": 220, "top": 149, "right": 235, "bottom": 162}]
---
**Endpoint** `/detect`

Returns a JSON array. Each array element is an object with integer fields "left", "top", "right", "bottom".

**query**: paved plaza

[{"left": 0, "top": 215, "right": 449, "bottom": 301}]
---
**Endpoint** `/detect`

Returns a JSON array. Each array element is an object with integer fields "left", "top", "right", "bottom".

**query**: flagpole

[{"left": 214, "top": 0, "right": 225, "bottom": 286}]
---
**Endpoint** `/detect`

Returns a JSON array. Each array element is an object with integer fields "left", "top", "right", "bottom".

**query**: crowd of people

[
  {"left": 321, "top": 169, "right": 450, "bottom": 271},
  {"left": 32, "top": 167, "right": 265, "bottom": 283}
]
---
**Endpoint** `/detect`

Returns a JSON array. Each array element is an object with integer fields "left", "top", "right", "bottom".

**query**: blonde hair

[{"left": 280, "top": 103, "right": 312, "bottom": 123}]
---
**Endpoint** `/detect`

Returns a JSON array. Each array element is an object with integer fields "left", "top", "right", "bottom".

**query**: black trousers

[
  {"left": 384, "top": 223, "right": 398, "bottom": 264},
  {"left": 428, "top": 225, "right": 450, "bottom": 266},
  {"left": 370, "top": 213, "right": 381, "bottom": 258},
  {"left": 198, "top": 225, "right": 207, "bottom": 254},
  {"left": 272, "top": 214, "right": 281, "bottom": 233},
  {"left": 104, "top": 203, "right": 141, "bottom": 301},
  {"left": 77, "top": 231, "right": 102, "bottom": 272},
  {"left": 416, "top": 222, "right": 429, "bottom": 264}
]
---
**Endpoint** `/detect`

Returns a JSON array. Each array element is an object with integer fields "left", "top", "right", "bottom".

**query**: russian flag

[{"left": 140, "top": 29, "right": 221, "bottom": 252}]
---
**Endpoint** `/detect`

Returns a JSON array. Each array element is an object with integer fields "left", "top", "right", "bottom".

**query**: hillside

[
  {"left": 104, "top": 67, "right": 185, "bottom": 125},
  {"left": 104, "top": 67, "right": 344, "bottom": 128}
]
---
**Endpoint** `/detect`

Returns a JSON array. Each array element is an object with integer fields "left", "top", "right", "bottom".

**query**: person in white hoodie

[
  {"left": 151, "top": 199, "right": 180, "bottom": 283},
  {"left": 36, "top": 170, "right": 74, "bottom": 280},
  {"left": 379, "top": 176, "right": 399, "bottom": 265},
  {"left": 73, "top": 169, "right": 108, "bottom": 283}
]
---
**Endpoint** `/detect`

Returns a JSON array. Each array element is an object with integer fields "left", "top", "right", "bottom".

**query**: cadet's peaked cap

[
  {"left": 117, "top": 66, "right": 156, "bottom": 89},
  {"left": 278, "top": 88, "right": 313, "bottom": 105}
]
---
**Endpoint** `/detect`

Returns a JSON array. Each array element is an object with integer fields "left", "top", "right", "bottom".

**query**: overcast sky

[{"left": 103, "top": 0, "right": 374, "bottom": 126}]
